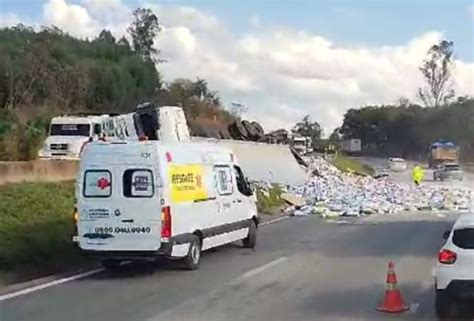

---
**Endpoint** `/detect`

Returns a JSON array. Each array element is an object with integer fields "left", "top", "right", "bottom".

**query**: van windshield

[{"left": 50, "top": 124, "right": 90, "bottom": 136}]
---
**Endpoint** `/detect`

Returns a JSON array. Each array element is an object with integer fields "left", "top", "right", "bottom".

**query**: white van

[{"left": 73, "top": 140, "right": 259, "bottom": 270}]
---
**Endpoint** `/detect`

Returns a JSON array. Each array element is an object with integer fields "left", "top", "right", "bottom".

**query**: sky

[{"left": 1, "top": 0, "right": 473, "bottom": 134}]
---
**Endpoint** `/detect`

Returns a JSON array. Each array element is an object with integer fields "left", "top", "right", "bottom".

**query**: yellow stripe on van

[{"left": 168, "top": 164, "right": 208, "bottom": 202}]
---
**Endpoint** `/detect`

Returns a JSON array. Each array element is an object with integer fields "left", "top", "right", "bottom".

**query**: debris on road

[
  {"left": 280, "top": 193, "right": 306, "bottom": 207},
  {"left": 287, "top": 156, "right": 472, "bottom": 218}
]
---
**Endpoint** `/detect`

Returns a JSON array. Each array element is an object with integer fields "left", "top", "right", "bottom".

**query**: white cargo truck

[
  {"left": 39, "top": 103, "right": 191, "bottom": 160},
  {"left": 73, "top": 140, "right": 259, "bottom": 270},
  {"left": 341, "top": 138, "right": 361, "bottom": 154},
  {"left": 290, "top": 135, "right": 313, "bottom": 155},
  {"left": 38, "top": 114, "right": 109, "bottom": 160},
  {"left": 102, "top": 103, "right": 190, "bottom": 143}
]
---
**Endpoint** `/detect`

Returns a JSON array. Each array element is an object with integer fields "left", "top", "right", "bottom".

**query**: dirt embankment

[{"left": 0, "top": 161, "right": 79, "bottom": 185}]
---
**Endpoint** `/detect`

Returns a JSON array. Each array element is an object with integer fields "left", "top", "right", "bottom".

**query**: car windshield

[
  {"left": 453, "top": 228, "right": 474, "bottom": 249},
  {"left": 50, "top": 124, "right": 90, "bottom": 136}
]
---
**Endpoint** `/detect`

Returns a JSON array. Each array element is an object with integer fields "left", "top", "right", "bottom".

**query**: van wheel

[
  {"left": 242, "top": 221, "right": 257, "bottom": 249},
  {"left": 102, "top": 259, "right": 122, "bottom": 270},
  {"left": 182, "top": 236, "right": 201, "bottom": 270}
]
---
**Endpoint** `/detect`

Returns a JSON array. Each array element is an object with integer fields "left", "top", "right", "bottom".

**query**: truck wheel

[
  {"left": 242, "top": 221, "right": 257, "bottom": 249},
  {"left": 182, "top": 236, "right": 201, "bottom": 270},
  {"left": 251, "top": 122, "right": 265, "bottom": 139},
  {"left": 102, "top": 259, "right": 122, "bottom": 270},
  {"left": 235, "top": 121, "right": 249, "bottom": 140}
]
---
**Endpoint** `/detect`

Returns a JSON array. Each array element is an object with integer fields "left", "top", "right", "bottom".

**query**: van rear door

[{"left": 78, "top": 166, "right": 162, "bottom": 252}]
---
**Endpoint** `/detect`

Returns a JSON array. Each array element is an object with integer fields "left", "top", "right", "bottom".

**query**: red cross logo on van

[
  {"left": 97, "top": 177, "right": 110, "bottom": 190},
  {"left": 196, "top": 174, "right": 202, "bottom": 188}
]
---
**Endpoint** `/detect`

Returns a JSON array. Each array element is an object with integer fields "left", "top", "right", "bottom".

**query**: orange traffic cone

[{"left": 377, "top": 261, "right": 409, "bottom": 313}]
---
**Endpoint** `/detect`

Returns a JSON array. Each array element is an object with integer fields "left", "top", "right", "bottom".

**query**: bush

[
  {"left": 0, "top": 181, "right": 77, "bottom": 269},
  {"left": 256, "top": 184, "right": 285, "bottom": 214},
  {"left": 0, "top": 113, "right": 47, "bottom": 161},
  {"left": 330, "top": 155, "right": 375, "bottom": 175}
]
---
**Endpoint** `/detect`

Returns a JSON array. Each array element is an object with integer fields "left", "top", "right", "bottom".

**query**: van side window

[
  {"left": 233, "top": 166, "right": 252, "bottom": 196},
  {"left": 214, "top": 165, "right": 233, "bottom": 195},
  {"left": 84, "top": 170, "right": 112, "bottom": 198},
  {"left": 123, "top": 169, "right": 154, "bottom": 198}
]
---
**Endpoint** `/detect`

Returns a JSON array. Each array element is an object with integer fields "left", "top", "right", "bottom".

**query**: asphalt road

[
  {"left": 0, "top": 212, "right": 464, "bottom": 321},
  {"left": 357, "top": 156, "right": 474, "bottom": 190}
]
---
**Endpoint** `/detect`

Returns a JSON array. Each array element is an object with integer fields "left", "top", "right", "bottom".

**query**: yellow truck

[{"left": 428, "top": 141, "right": 460, "bottom": 168}]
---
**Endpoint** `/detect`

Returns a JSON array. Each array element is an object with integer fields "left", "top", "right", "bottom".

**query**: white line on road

[
  {"left": 0, "top": 268, "right": 104, "bottom": 303},
  {"left": 0, "top": 215, "right": 289, "bottom": 302},
  {"left": 260, "top": 215, "right": 290, "bottom": 226},
  {"left": 409, "top": 303, "right": 420, "bottom": 314},
  {"left": 226, "top": 257, "right": 288, "bottom": 286}
]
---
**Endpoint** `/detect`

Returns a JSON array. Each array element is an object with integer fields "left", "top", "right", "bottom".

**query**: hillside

[{"left": 0, "top": 25, "right": 235, "bottom": 160}]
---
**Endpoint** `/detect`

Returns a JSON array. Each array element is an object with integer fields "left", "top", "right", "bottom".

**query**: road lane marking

[
  {"left": 0, "top": 268, "right": 104, "bottom": 302},
  {"left": 226, "top": 257, "right": 288, "bottom": 285},
  {"left": 409, "top": 303, "right": 420, "bottom": 314},
  {"left": 260, "top": 215, "right": 290, "bottom": 226},
  {"left": 0, "top": 215, "right": 289, "bottom": 302},
  {"left": 408, "top": 281, "right": 434, "bottom": 315}
]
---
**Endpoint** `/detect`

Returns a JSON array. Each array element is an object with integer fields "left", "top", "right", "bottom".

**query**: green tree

[
  {"left": 117, "top": 36, "right": 131, "bottom": 50},
  {"left": 292, "top": 115, "right": 322, "bottom": 141},
  {"left": 418, "top": 40, "right": 456, "bottom": 107},
  {"left": 339, "top": 98, "right": 474, "bottom": 159},
  {"left": 97, "top": 29, "right": 116, "bottom": 43},
  {"left": 329, "top": 127, "right": 341, "bottom": 141},
  {"left": 127, "top": 8, "right": 161, "bottom": 62}
]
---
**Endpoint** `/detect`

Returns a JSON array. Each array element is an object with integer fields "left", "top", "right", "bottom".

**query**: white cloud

[
  {"left": 154, "top": 15, "right": 474, "bottom": 133},
  {"left": 43, "top": 0, "right": 99, "bottom": 37},
  {"left": 0, "top": 13, "right": 22, "bottom": 27},
  {"left": 2, "top": 0, "right": 474, "bottom": 133},
  {"left": 82, "top": 0, "right": 131, "bottom": 36},
  {"left": 469, "top": 4, "right": 474, "bottom": 18}
]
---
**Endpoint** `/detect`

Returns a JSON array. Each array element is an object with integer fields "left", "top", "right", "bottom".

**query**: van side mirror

[
  {"left": 443, "top": 230, "right": 451, "bottom": 240},
  {"left": 245, "top": 178, "right": 254, "bottom": 196},
  {"left": 93, "top": 124, "right": 102, "bottom": 135}
]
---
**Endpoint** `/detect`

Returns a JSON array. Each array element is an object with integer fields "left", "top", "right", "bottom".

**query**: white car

[
  {"left": 387, "top": 157, "right": 407, "bottom": 172},
  {"left": 434, "top": 214, "right": 474, "bottom": 319}
]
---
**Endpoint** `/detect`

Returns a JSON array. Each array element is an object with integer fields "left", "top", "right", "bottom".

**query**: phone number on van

[{"left": 94, "top": 227, "right": 152, "bottom": 234}]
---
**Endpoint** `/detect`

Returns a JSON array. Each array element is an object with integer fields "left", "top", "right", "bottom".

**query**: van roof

[{"left": 81, "top": 140, "right": 235, "bottom": 165}]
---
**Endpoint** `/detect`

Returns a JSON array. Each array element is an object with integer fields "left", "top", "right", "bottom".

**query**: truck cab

[{"left": 38, "top": 115, "right": 108, "bottom": 160}]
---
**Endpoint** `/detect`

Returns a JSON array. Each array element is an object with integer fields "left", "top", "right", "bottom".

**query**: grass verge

[
  {"left": 330, "top": 155, "right": 375, "bottom": 176},
  {"left": 0, "top": 181, "right": 85, "bottom": 286},
  {"left": 255, "top": 184, "right": 286, "bottom": 215}
]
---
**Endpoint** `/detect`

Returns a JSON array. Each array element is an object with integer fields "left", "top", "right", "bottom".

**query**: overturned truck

[{"left": 87, "top": 103, "right": 308, "bottom": 186}]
